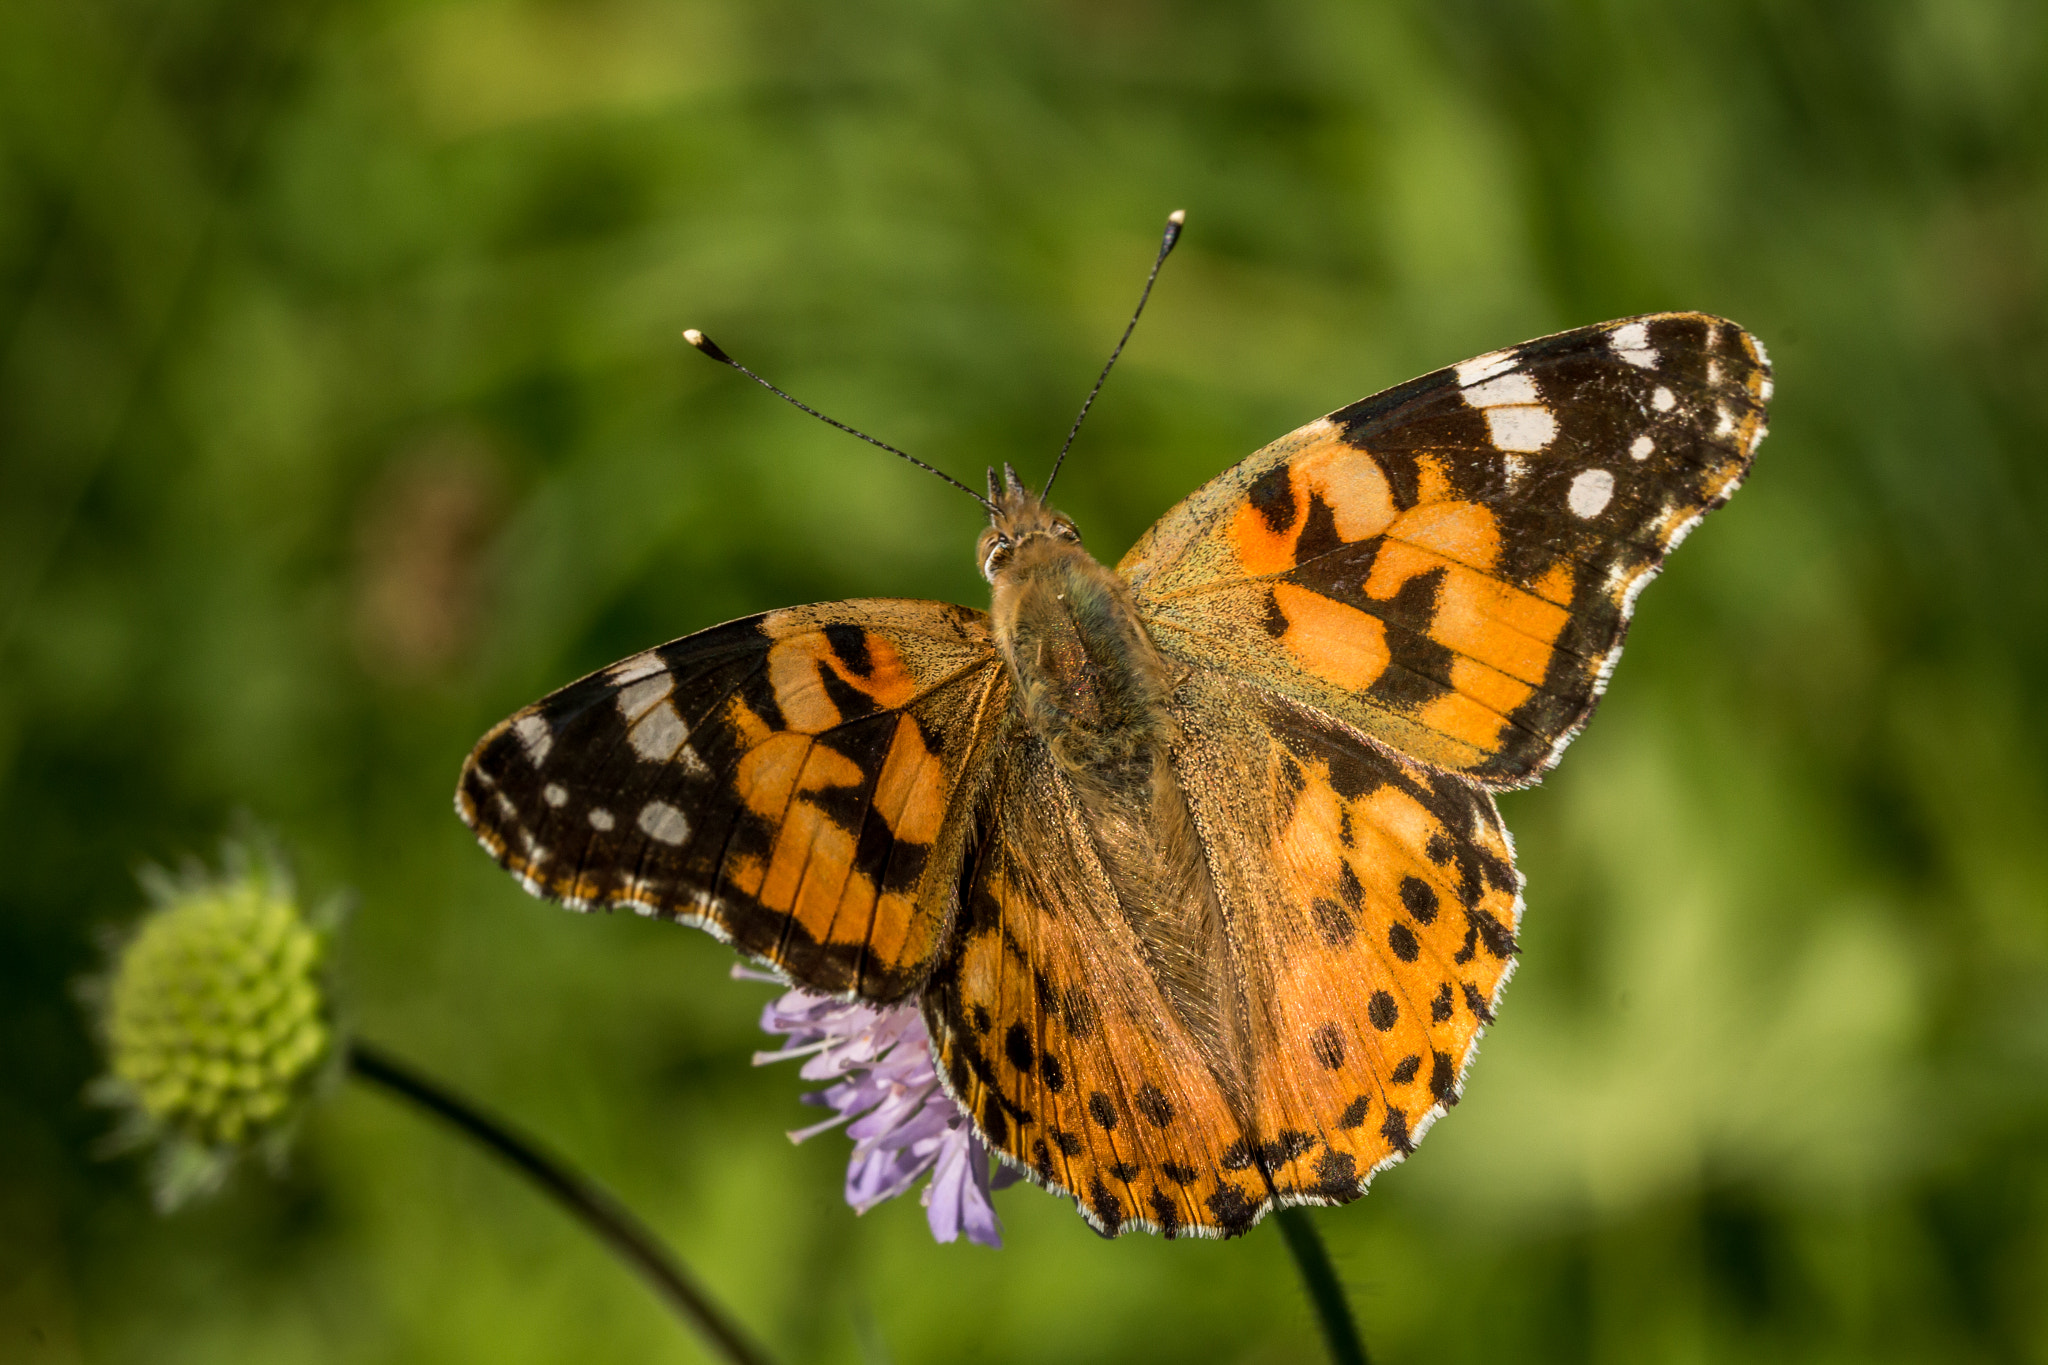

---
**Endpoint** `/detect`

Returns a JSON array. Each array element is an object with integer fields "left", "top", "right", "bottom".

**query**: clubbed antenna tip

[{"left": 682, "top": 329, "right": 733, "bottom": 365}]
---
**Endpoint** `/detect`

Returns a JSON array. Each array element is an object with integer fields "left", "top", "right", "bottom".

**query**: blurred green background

[{"left": 4, "top": 0, "right": 2045, "bottom": 1360}]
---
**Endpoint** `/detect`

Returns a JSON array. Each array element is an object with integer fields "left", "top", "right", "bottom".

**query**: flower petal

[{"left": 749, "top": 985, "right": 1005, "bottom": 1246}]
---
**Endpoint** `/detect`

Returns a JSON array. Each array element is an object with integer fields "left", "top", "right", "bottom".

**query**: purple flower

[{"left": 739, "top": 966, "right": 1018, "bottom": 1247}]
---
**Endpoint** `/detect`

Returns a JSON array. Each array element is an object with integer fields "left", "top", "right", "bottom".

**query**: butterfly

[{"left": 456, "top": 235, "right": 1770, "bottom": 1239}]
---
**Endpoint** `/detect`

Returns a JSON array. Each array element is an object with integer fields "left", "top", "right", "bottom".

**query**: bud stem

[
  {"left": 1276, "top": 1207, "right": 1371, "bottom": 1365},
  {"left": 347, "top": 1040, "right": 775, "bottom": 1365}
]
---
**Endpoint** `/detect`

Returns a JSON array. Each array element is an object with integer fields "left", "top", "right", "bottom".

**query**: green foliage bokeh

[{"left": 3, "top": 0, "right": 2044, "bottom": 1361}]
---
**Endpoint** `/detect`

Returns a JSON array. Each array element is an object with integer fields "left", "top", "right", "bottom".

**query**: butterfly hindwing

[
  {"left": 920, "top": 732, "right": 1254, "bottom": 1238},
  {"left": 918, "top": 663, "right": 1525, "bottom": 1238},
  {"left": 458, "top": 600, "right": 1005, "bottom": 1000},
  {"left": 1173, "top": 667, "right": 1521, "bottom": 1208},
  {"left": 1119, "top": 312, "right": 1770, "bottom": 786}
]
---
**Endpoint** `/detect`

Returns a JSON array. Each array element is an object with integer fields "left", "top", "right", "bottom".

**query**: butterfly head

[{"left": 978, "top": 463, "right": 1081, "bottom": 582}]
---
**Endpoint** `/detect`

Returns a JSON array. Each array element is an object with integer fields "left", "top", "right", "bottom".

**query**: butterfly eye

[{"left": 980, "top": 535, "right": 1012, "bottom": 581}]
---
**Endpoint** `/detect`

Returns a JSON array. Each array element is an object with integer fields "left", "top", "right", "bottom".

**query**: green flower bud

[{"left": 87, "top": 837, "right": 342, "bottom": 1210}]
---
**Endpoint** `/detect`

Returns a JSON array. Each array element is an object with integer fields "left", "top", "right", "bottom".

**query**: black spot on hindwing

[
  {"left": 1430, "top": 1050, "right": 1457, "bottom": 1103},
  {"left": 1388, "top": 921, "right": 1421, "bottom": 962},
  {"left": 1149, "top": 1188, "right": 1182, "bottom": 1238},
  {"left": 1400, "top": 876, "right": 1440, "bottom": 924},
  {"left": 1368, "top": 991, "right": 1399, "bottom": 1031},
  {"left": 1003, "top": 1022, "right": 1035, "bottom": 1075},
  {"left": 1136, "top": 1084, "right": 1175, "bottom": 1127},
  {"left": 1206, "top": 1182, "right": 1259, "bottom": 1236},
  {"left": 1089, "top": 1178, "right": 1125, "bottom": 1235}
]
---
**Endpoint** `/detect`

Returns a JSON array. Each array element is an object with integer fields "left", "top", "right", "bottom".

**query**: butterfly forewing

[
  {"left": 1119, "top": 312, "right": 1770, "bottom": 785},
  {"left": 458, "top": 600, "right": 1004, "bottom": 1000}
]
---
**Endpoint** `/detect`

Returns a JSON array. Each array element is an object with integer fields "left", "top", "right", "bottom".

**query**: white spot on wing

[
  {"left": 1610, "top": 321, "right": 1658, "bottom": 368},
  {"left": 1461, "top": 371, "right": 1554, "bottom": 451},
  {"left": 1715, "top": 404, "right": 1736, "bottom": 436},
  {"left": 638, "top": 801, "right": 689, "bottom": 845},
  {"left": 1501, "top": 452, "right": 1526, "bottom": 487},
  {"left": 617, "top": 675, "right": 674, "bottom": 722},
  {"left": 1486, "top": 405, "right": 1557, "bottom": 452},
  {"left": 1652, "top": 386, "right": 1676, "bottom": 413},
  {"left": 1462, "top": 372, "right": 1538, "bottom": 408},
  {"left": 678, "top": 745, "right": 713, "bottom": 778},
  {"left": 513, "top": 714, "right": 552, "bottom": 766},
  {"left": 608, "top": 651, "right": 667, "bottom": 685},
  {"left": 543, "top": 783, "right": 567, "bottom": 807},
  {"left": 629, "top": 700, "right": 688, "bottom": 762},
  {"left": 1630, "top": 434, "right": 1654, "bottom": 461},
  {"left": 1751, "top": 336, "right": 1771, "bottom": 368},
  {"left": 1568, "top": 468, "right": 1615, "bottom": 519},
  {"left": 1455, "top": 350, "right": 1517, "bottom": 387},
  {"left": 589, "top": 807, "right": 615, "bottom": 831},
  {"left": 1760, "top": 376, "right": 1775, "bottom": 402}
]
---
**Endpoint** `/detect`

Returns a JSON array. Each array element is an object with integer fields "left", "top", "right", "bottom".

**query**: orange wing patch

[
  {"left": 1227, "top": 429, "right": 1399, "bottom": 575},
  {"left": 1122, "top": 312, "right": 1770, "bottom": 786},
  {"left": 457, "top": 599, "right": 1006, "bottom": 1000},
  {"left": 1268, "top": 582, "right": 1391, "bottom": 692},
  {"left": 758, "top": 610, "right": 924, "bottom": 731}
]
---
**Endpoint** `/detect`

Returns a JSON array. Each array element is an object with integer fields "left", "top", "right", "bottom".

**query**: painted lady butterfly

[{"left": 457, "top": 218, "right": 1771, "bottom": 1239}]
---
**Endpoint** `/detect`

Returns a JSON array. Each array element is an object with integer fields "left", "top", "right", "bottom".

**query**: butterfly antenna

[
  {"left": 682, "top": 330, "right": 996, "bottom": 513},
  {"left": 1042, "top": 209, "right": 1186, "bottom": 499}
]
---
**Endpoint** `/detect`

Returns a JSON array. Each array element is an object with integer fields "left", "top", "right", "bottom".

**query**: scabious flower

[
  {"left": 739, "top": 966, "right": 1019, "bottom": 1247},
  {"left": 84, "top": 838, "right": 341, "bottom": 1210}
]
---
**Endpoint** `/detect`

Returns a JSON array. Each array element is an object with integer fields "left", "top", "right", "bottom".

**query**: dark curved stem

[
  {"left": 1277, "top": 1207, "right": 1370, "bottom": 1365},
  {"left": 347, "top": 1040, "right": 774, "bottom": 1365}
]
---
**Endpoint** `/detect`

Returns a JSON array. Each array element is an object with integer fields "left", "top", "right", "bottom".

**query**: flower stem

[
  {"left": 347, "top": 1040, "right": 774, "bottom": 1365},
  {"left": 1276, "top": 1207, "right": 1369, "bottom": 1365}
]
